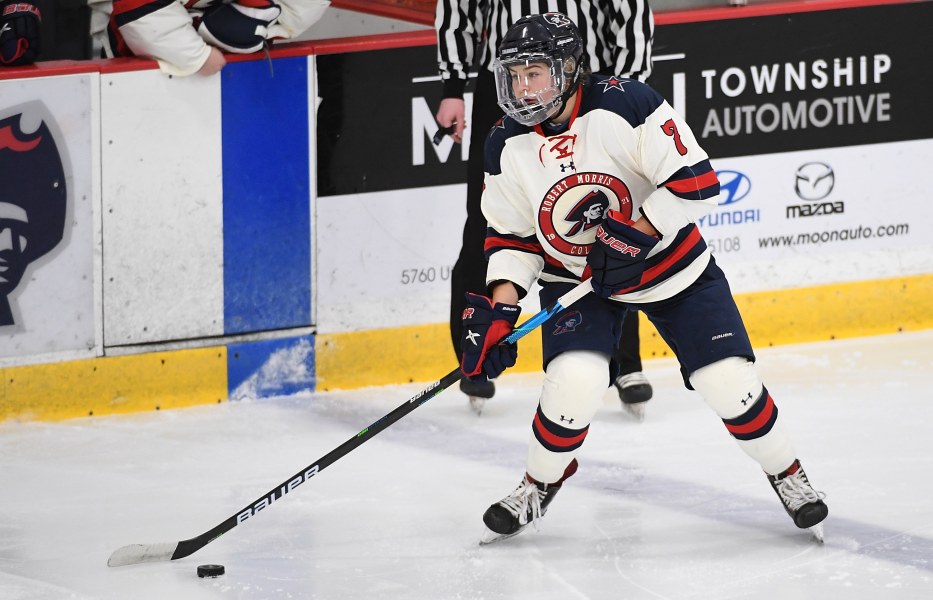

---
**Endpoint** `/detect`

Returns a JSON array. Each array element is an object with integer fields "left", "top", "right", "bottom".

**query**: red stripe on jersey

[
  {"left": 484, "top": 237, "right": 542, "bottom": 254},
  {"left": 112, "top": 0, "right": 157, "bottom": 17},
  {"left": 725, "top": 394, "right": 776, "bottom": 436},
  {"left": 664, "top": 170, "right": 719, "bottom": 194},
  {"left": 543, "top": 254, "right": 565, "bottom": 270},
  {"left": 533, "top": 413, "right": 589, "bottom": 448}
]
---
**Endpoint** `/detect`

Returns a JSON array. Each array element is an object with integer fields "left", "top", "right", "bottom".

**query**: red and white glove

[{"left": 460, "top": 293, "right": 521, "bottom": 380}]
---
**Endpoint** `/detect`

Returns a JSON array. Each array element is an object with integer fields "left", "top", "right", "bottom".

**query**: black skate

[
  {"left": 613, "top": 372, "right": 652, "bottom": 421},
  {"left": 460, "top": 377, "right": 495, "bottom": 415},
  {"left": 480, "top": 460, "right": 578, "bottom": 544},
  {"left": 768, "top": 459, "right": 828, "bottom": 542}
]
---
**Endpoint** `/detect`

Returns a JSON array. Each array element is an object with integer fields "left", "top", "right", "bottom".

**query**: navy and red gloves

[
  {"left": 585, "top": 210, "right": 659, "bottom": 298},
  {"left": 0, "top": 1, "right": 41, "bottom": 66},
  {"left": 460, "top": 293, "right": 521, "bottom": 380}
]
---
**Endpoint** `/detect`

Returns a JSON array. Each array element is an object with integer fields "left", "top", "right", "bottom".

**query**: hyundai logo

[
  {"left": 794, "top": 162, "right": 834, "bottom": 201},
  {"left": 715, "top": 170, "right": 751, "bottom": 206}
]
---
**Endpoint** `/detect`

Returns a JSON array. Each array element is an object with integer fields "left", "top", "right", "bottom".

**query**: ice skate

[
  {"left": 613, "top": 372, "right": 652, "bottom": 420},
  {"left": 460, "top": 377, "right": 495, "bottom": 415},
  {"left": 768, "top": 459, "right": 828, "bottom": 542},
  {"left": 480, "top": 477, "right": 562, "bottom": 544},
  {"left": 480, "top": 459, "right": 577, "bottom": 545}
]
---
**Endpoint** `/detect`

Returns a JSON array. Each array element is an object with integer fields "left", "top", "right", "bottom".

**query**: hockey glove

[
  {"left": 460, "top": 293, "right": 522, "bottom": 380},
  {"left": 0, "top": 0, "right": 41, "bottom": 66},
  {"left": 584, "top": 210, "right": 659, "bottom": 298},
  {"left": 197, "top": 1, "right": 282, "bottom": 54}
]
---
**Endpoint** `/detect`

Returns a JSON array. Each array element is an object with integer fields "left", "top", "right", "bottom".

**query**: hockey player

[
  {"left": 436, "top": 0, "right": 655, "bottom": 416},
  {"left": 459, "top": 13, "right": 828, "bottom": 544},
  {"left": 105, "top": 0, "right": 329, "bottom": 77}
]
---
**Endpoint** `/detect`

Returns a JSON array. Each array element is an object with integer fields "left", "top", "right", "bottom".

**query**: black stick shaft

[
  {"left": 110, "top": 279, "right": 592, "bottom": 565},
  {"left": 171, "top": 367, "right": 462, "bottom": 559}
]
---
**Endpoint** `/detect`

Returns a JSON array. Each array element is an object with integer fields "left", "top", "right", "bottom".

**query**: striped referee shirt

[{"left": 435, "top": 0, "right": 654, "bottom": 98}]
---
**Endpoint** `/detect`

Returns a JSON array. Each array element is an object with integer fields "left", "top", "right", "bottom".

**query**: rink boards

[{"left": 1, "top": 0, "right": 932, "bottom": 421}]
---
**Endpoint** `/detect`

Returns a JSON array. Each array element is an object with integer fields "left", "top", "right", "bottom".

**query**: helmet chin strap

[{"left": 546, "top": 82, "right": 580, "bottom": 125}]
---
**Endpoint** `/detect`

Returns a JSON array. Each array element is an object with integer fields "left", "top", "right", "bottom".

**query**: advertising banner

[
  {"left": 649, "top": 2, "right": 933, "bottom": 157},
  {"left": 647, "top": 1, "right": 933, "bottom": 291},
  {"left": 316, "top": 2, "right": 933, "bottom": 333},
  {"left": 315, "top": 45, "right": 467, "bottom": 331},
  {"left": 694, "top": 140, "right": 932, "bottom": 292},
  {"left": 0, "top": 75, "right": 100, "bottom": 364}
]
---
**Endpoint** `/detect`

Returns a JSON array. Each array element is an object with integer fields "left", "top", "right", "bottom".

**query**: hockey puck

[{"left": 197, "top": 564, "right": 225, "bottom": 578}]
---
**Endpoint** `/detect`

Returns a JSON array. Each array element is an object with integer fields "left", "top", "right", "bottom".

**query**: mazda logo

[
  {"left": 795, "top": 162, "right": 834, "bottom": 201},
  {"left": 715, "top": 170, "right": 751, "bottom": 206}
]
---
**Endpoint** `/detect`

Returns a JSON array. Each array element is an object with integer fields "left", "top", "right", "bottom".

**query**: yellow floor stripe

[
  {"left": 317, "top": 274, "right": 933, "bottom": 390},
  {"left": 2, "top": 274, "right": 929, "bottom": 421},
  {"left": 1, "top": 347, "right": 228, "bottom": 422}
]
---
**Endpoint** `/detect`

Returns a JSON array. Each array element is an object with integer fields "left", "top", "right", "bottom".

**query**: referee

[{"left": 435, "top": 0, "right": 657, "bottom": 415}]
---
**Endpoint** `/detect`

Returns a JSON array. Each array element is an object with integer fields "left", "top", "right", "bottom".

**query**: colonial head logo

[
  {"left": 538, "top": 172, "right": 632, "bottom": 257},
  {"left": 0, "top": 111, "right": 67, "bottom": 326},
  {"left": 564, "top": 189, "right": 609, "bottom": 237},
  {"left": 553, "top": 310, "right": 582, "bottom": 335}
]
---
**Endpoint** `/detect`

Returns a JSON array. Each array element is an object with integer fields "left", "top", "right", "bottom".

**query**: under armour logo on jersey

[
  {"left": 0, "top": 24, "right": 10, "bottom": 36},
  {"left": 553, "top": 310, "right": 582, "bottom": 335},
  {"left": 539, "top": 134, "right": 576, "bottom": 165},
  {"left": 564, "top": 189, "right": 609, "bottom": 237},
  {"left": 559, "top": 162, "right": 575, "bottom": 172},
  {"left": 465, "top": 330, "right": 480, "bottom": 346},
  {"left": 598, "top": 77, "right": 629, "bottom": 93}
]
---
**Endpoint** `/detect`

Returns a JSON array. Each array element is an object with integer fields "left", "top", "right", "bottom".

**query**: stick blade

[{"left": 107, "top": 542, "right": 179, "bottom": 567}]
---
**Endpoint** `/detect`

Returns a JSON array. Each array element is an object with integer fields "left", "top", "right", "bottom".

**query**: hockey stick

[{"left": 107, "top": 279, "right": 594, "bottom": 567}]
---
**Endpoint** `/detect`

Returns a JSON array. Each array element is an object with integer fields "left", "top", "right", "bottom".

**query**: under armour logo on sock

[
  {"left": 740, "top": 392, "right": 753, "bottom": 405},
  {"left": 560, "top": 415, "right": 574, "bottom": 424}
]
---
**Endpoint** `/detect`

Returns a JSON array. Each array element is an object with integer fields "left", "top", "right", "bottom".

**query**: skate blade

[
  {"left": 621, "top": 401, "right": 646, "bottom": 421},
  {"left": 469, "top": 396, "right": 486, "bottom": 415},
  {"left": 479, "top": 526, "right": 523, "bottom": 546},
  {"left": 809, "top": 523, "right": 825, "bottom": 543}
]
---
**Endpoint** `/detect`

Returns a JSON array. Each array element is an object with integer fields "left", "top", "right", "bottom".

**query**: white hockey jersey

[
  {"left": 483, "top": 74, "right": 721, "bottom": 304},
  {"left": 108, "top": 0, "right": 329, "bottom": 76}
]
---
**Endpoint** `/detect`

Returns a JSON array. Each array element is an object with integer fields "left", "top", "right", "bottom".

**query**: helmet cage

[
  {"left": 493, "top": 55, "right": 569, "bottom": 127},
  {"left": 493, "top": 13, "right": 585, "bottom": 127}
]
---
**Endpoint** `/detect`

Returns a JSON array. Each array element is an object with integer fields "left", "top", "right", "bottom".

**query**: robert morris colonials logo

[
  {"left": 0, "top": 111, "right": 67, "bottom": 326},
  {"left": 787, "top": 161, "right": 844, "bottom": 219},
  {"left": 538, "top": 172, "right": 633, "bottom": 257},
  {"left": 552, "top": 310, "right": 582, "bottom": 335}
]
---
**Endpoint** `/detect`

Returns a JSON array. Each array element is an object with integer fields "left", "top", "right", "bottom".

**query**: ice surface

[{"left": 2, "top": 331, "right": 932, "bottom": 599}]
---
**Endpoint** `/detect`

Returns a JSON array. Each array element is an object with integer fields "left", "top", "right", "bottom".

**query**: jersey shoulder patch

[{"left": 581, "top": 75, "right": 665, "bottom": 129}]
